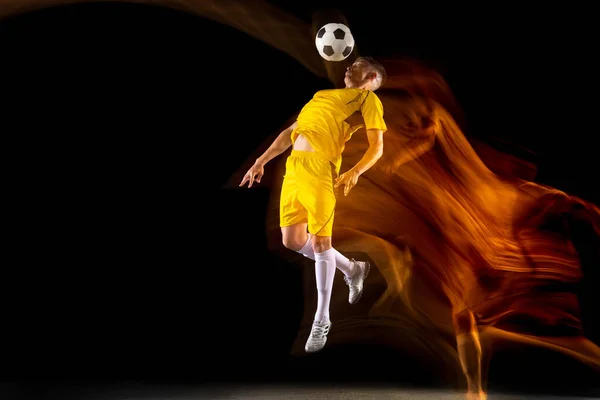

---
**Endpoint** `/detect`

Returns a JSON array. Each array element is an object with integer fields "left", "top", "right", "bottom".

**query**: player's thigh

[
  {"left": 280, "top": 165, "right": 308, "bottom": 228},
  {"left": 297, "top": 159, "right": 336, "bottom": 231}
]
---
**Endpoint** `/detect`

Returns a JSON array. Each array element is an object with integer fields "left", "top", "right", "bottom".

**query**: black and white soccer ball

[{"left": 315, "top": 23, "right": 355, "bottom": 62}]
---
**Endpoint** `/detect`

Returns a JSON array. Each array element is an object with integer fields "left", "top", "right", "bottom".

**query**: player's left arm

[
  {"left": 335, "top": 93, "right": 387, "bottom": 196},
  {"left": 348, "top": 128, "right": 384, "bottom": 175},
  {"left": 349, "top": 92, "right": 388, "bottom": 173},
  {"left": 334, "top": 128, "right": 383, "bottom": 196}
]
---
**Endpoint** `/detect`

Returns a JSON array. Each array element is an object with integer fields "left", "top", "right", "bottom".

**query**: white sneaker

[
  {"left": 304, "top": 320, "right": 331, "bottom": 353},
  {"left": 344, "top": 259, "right": 370, "bottom": 304}
]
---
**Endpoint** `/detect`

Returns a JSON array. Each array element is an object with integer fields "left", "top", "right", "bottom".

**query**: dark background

[{"left": 1, "top": 1, "right": 598, "bottom": 397}]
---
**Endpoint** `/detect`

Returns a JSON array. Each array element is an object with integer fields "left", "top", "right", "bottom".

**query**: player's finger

[
  {"left": 346, "top": 183, "right": 355, "bottom": 196},
  {"left": 239, "top": 175, "right": 248, "bottom": 187}
]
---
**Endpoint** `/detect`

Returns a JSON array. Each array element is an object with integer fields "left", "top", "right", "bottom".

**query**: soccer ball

[{"left": 315, "top": 23, "right": 355, "bottom": 62}]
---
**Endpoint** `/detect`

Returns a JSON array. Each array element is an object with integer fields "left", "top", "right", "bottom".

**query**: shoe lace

[
  {"left": 344, "top": 259, "right": 358, "bottom": 286},
  {"left": 310, "top": 323, "right": 330, "bottom": 338}
]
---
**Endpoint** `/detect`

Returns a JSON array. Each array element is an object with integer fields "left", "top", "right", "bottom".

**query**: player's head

[{"left": 344, "top": 56, "right": 387, "bottom": 91}]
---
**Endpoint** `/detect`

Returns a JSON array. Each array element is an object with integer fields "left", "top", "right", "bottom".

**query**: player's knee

[
  {"left": 281, "top": 229, "right": 308, "bottom": 251},
  {"left": 282, "top": 236, "right": 304, "bottom": 251},
  {"left": 312, "top": 235, "right": 332, "bottom": 254}
]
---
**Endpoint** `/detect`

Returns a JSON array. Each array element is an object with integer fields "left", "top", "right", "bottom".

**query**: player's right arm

[
  {"left": 256, "top": 121, "right": 297, "bottom": 166},
  {"left": 239, "top": 121, "right": 297, "bottom": 188}
]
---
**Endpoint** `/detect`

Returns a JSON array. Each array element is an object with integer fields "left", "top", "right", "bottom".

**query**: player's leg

[
  {"left": 454, "top": 309, "right": 487, "bottom": 400},
  {"left": 280, "top": 154, "right": 335, "bottom": 334},
  {"left": 297, "top": 232, "right": 370, "bottom": 304},
  {"left": 303, "top": 232, "right": 335, "bottom": 353},
  {"left": 279, "top": 171, "right": 366, "bottom": 304},
  {"left": 311, "top": 233, "right": 335, "bottom": 322},
  {"left": 279, "top": 157, "right": 364, "bottom": 301},
  {"left": 297, "top": 156, "right": 369, "bottom": 305},
  {"left": 279, "top": 223, "right": 336, "bottom": 353},
  {"left": 301, "top": 153, "right": 373, "bottom": 351},
  {"left": 283, "top": 227, "right": 361, "bottom": 284},
  {"left": 286, "top": 153, "right": 337, "bottom": 353}
]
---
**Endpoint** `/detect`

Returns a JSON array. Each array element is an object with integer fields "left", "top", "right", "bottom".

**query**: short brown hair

[{"left": 358, "top": 56, "right": 387, "bottom": 90}]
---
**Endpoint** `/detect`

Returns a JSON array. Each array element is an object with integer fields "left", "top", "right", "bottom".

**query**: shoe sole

[
  {"left": 349, "top": 261, "right": 370, "bottom": 305},
  {"left": 305, "top": 337, "right": 327, "bottom": 353},
  {"left": 305, "top": 324, "right": 331, "bottom": 353}
]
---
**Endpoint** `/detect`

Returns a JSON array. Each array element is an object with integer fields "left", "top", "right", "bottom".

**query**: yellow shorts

[{"left": 280, "top": 150, "right": 337, "bottom": 237}]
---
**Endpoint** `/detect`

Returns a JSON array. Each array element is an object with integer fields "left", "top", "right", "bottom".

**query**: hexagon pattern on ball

[{"left": 315, "top": 23, "right": 354, "bottom": 62}]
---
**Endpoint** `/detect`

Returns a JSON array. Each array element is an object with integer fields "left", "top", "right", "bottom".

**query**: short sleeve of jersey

[{"left": 360, "top": 92, "right": 387, "bottom": 132}]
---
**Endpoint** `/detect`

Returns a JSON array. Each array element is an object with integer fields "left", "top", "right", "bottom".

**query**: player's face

[{"left": 344, "top": 58, "right": 375, "bottom": 88}]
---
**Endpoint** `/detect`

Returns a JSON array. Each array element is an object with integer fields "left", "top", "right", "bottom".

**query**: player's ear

[{"left": 368, "top": 72, "right": 377, "bottom": 80}]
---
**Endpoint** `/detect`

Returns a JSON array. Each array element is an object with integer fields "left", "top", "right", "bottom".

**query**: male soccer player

[{"left": 240, "top": 57, "right": 388, "bottom": 353}]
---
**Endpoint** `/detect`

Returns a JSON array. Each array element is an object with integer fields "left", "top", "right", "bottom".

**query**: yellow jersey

[{"left": 291, "top": 88, "right": 387, "bottom": 173}]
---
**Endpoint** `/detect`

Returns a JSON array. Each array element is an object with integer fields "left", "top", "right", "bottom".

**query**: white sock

[
  {"left": 313, "top": 248, "right": 336, "bottom": 324},
  {"left": 298, "top": 236, "right": 356, "bottom": 278}
]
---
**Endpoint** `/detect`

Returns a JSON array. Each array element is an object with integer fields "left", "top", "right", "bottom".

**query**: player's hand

[
  {"left": 239, "top": 161, "right": 265, "bottom": 188},
  {"left": 334, "top": 168, "right": 360, "bottom": 196}
]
